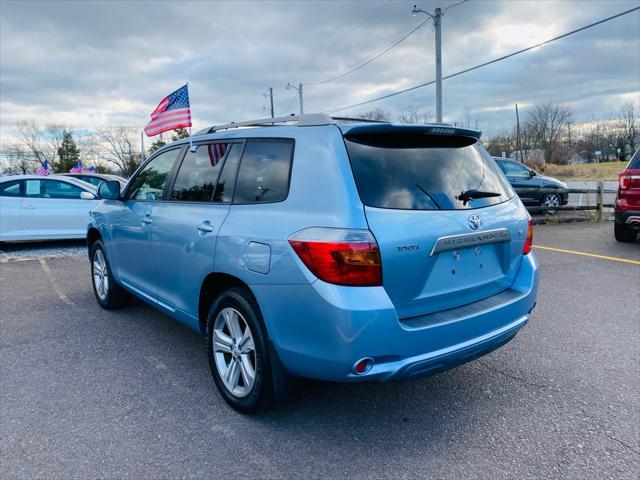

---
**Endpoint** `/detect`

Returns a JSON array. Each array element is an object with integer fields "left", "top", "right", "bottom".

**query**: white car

[{"left": 0, "top": 175, "right": 99, "bottom": 241}]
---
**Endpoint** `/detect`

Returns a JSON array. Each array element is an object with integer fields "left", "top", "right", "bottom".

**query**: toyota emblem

[{"left": 468, "top": 215, "right": 482, "bottom": 230}]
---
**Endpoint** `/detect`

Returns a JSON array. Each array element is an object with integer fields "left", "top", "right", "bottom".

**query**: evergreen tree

[
  {"left": 56, "top": 130, "right": 81, "bottom": 172},
  {"left": 171, "top": 128, "right": 190, "bottom": 141},
  {"left": 149, "top": 138, "right": 166, "bottom": 153}
]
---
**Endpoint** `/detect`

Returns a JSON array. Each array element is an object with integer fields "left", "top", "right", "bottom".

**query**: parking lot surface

[{"left": 1, "top": 222, "right": 638, "bottom": 479}]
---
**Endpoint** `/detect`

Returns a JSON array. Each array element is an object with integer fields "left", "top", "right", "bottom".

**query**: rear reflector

[
  {"left": 523, "top": 218, "right": 534, "bottom": 255},
  {"left": 288, "top": 228, "right": 382, "bottom": 286},
  {"left": 619, "top": 172, "right": 631, "bottom": 189}
]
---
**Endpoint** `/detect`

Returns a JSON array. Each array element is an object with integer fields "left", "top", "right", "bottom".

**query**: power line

[
  {"left": 296, "top": 0, "right": 392, "bottom": 74},
  {"left": 327, "top": 5, "right": 640, "bottom": 114},
  {"left": 443, "top": 0, "right": 470, "bottom": 13},
  {"left": 306, "top": 17, "right": 432, "bottom": 86}
]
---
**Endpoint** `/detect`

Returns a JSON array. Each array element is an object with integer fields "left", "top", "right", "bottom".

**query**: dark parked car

[
  {"left": 614, "top": 149, "right": 640, "bottom": 242},
  {"left": 494, "top": 158, "right": 568, "bottom": 209},
  {"left": 57, "top": 173, "right": 128, "bottom": 189}
]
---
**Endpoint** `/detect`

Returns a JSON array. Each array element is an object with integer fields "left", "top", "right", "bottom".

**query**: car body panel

[
  {"left": 614, "top": 149, "right": 640, "bottom": 230},
  {"left": 88, "top": 121, "right": 540, "bottom": 383},
  {"left": 494, "top": 158, "right": 568, "bottom": 205},
  {"left": 0, "top": 175, "right": 98, "bottom": 241}
]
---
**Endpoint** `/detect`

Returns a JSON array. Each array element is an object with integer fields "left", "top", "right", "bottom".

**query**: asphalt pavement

[{"left": 0, "top": 222, "right": 638, "bottom": 479}]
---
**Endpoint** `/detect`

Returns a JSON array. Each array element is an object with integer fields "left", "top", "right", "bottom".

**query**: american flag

[
  {"left": 144, "top": 84, "right": 192, "bottom": 137},
  {"left": 208, "top": 143, "right": 228, "bottom": 167},
  {"left": 69, "top": 161, "right": 83, "bottom": 173},
  {"left": 35, "top": 158, "right": 51, "bottom": 176}
]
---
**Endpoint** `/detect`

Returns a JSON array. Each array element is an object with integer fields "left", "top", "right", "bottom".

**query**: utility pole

[
  {"left": 568, "top": 121, "right": 572, "bottom": 161},
  {"left": 515, "top": 104, "right": 522, "bottom": 163},
  {"left": 286, "top": 83, "right": 304, "bottom": 115},
  {"left": 299, "top": 83, "right": 304, "bottom": 115},
  {"left": 140, "top": 131, "right": 145, "bottom": 161},
  {"left": 268, "top": 87, "right": 274, "bottom": 118},
  {"left": 412, "top": 6, "right": 443, "bottom": 123},
  {"left": 434, "top": 8, "right": 442, "bottom": 123}
]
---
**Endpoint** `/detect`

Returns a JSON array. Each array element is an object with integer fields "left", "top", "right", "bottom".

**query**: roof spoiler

[{"left": 343, "top": 124, "right": 482, "bottom": 149}]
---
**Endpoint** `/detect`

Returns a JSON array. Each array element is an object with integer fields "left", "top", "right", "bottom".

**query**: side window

[
  {"left": 127, "top": 148, "right": 181, "bottom": 200},
  {"left": 501, "top": 161, "right": 530, "bottom": 177},
  {"left": 170, "top": 143, "right": 229, "bottom": 202},
  {"left": 0, "top": 180, "right": 21, "bottom": 197},
  {"left": 214, "top": 143, "right": 242, "bottom": 203},
  {"left": 233, "top": 139, "right": 294, "bottom": 204},
  {"left": 24, "top": 180, "right": 84, "bottom": 199}
]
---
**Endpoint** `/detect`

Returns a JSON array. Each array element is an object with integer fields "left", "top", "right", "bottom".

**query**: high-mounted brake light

[
  {"left": 288, "top": 228, "right": 382, "bottom": 286},
  {"left": 523, "top": 218, "right": 534, "bottom": 255},
  {"left": 619, "top": 172, "right": 631, "bottom": 190}
]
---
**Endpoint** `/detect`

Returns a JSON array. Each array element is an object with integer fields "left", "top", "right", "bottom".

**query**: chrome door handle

[
  {"left": 141, "top": 214, "right": 152, "bottom": 225},
  {"left": 197, "top": 222, "right": 214, "bottom": 233}
]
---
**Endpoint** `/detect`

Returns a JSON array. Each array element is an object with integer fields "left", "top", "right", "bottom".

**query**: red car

[{"left": 614, "top": 149, "right": 640, "bottom": 242}]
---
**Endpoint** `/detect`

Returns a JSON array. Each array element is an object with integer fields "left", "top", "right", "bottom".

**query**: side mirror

[
  {"left": 529, "top": 170, "right": 536, "bottom": 178},
  {"left": 80, "top": 191, "right": 96, "bottom": 200},
  {"left": 97, "top": 180, "right": 121, "bottom": 200}
]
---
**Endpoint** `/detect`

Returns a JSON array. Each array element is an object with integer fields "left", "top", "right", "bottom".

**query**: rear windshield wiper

[{"left": 457, "top": 189, "right": 501, "bottom": 206}]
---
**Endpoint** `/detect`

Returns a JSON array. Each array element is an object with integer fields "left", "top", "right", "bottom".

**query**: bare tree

[
  {"left": 618, "top": 101, "right": 638, "bottom": 156},
  {"left": 526, "top": 102, "right": 572, "bottom": 164},
  {"left": 11, "top": 121, "right": 67, "bottom": 169},
  {"left": 358, "top": 108, "right": 392, "bottom": 121},
  {"left": 1, "top": 144, "right": 33, "bottom": 174},
  {"left": 397, "top": 105, "right": 433, "bottom": 124},
  {"left": 98, "top": 127, "right": 142, "bottom": 176}
]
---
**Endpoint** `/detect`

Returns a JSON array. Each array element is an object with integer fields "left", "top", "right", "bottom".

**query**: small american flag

[
  {"left": 144, "top": 84, "right": 192, "bottom": 137},
  {"left": 208, "top": 143, "right": 228, "bottom": 167},
  {"left": 35, "top": 159, "right": 51, "bottom": 176},
  {"left": 69, "top": 161, "right": 83, "bottom": 173}
]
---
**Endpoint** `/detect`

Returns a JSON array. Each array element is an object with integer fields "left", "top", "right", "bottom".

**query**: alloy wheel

[
  {"left": 212, "top": 307, "right": 257, "bottom": 398},
  {"left": 543, "top": 194, "right": 560, "bottom": 208},
  {"left": 93, "top": 249, "right": 109, "bottom": 301}
]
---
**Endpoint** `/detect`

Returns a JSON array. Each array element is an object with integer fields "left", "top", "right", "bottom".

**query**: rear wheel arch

[{"left": 198, "top": 273, "right": 263, "bottom": 335}]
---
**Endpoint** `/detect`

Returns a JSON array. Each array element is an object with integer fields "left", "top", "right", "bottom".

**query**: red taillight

[
  {"left": 288, "top": 228, "right": 382, "bottom": 286},
  {"left": 619, "top": 172, "right": 631, "bottom": 190},
  {"left": 523, "top": 218, "right": 534, "bottom": 255}
]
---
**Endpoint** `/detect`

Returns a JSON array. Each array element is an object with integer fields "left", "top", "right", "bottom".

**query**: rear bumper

[
  {"left": 252, "top": 253, "right": 539, "bottom": 382},
  {"left": 614, "top": 210, "right": 640, "bottom": 230}
]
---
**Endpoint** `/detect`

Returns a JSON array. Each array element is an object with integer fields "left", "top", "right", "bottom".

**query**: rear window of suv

[
  {"left": 345, "top": 134, "right": 513, "bottom": 210},
  {"left": 629, "top": 149, "right": 639, "bottom": 169}
]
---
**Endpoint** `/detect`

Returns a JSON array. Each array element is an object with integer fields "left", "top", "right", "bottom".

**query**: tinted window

[
  {"left": 171, "top": 143, "right": 229, "bottom": 202},
  {"left": 214, "top": 143, "right": 242, "bottom": 203},
  {"left": 630, "top": 149, "right": 639, "bottom": 169},
  {"left": 78, "top": 176, "right": 103, "bottom": 187},
  {"left": 0, "top": 180, "right": 21, "bottom": 197},
  {"left": 499, "top": 160, "right": 530, "bottom": 177},
  {"left": 345, "top": 140, "right": 513, "bottom": 210},
  {"left": 127, "top": 148, "right": 180, "bottom": 200},
  {"left": 234, "top": 139, "right": 293, "bottom": 204},
  {"left": 24, "top": 179, "right": 85, "bottom": 199}
]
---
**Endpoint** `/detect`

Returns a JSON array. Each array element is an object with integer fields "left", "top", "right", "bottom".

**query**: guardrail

[{"left": 525, "top": 181, "right": 617, "bottom": 221}]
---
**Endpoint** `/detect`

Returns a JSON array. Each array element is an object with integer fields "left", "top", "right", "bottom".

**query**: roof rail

[
  {"left": 331, "top": 116, "right": 388, "bottom": 124},
  {"left": 195, "top": 113, "right": 336, "bottom": 135}
]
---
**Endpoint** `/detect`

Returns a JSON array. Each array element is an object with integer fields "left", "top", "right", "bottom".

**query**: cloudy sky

[{"left": 1, "top": 0, "right": 639, "bottom": 142}]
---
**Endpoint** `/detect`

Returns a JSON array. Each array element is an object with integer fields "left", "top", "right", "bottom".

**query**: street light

[{"left": 412, "top": 5, "right": 443, "bottom": 123}]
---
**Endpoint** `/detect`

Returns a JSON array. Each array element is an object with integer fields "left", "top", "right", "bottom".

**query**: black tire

[
  {"left": 90, "top": 240, "right": 130, "bottom": 309},
  {"left": 614, "top": 221, "right": 637, "bottom": 242},
  {"left": 206, "top": 287, "right": 280, "bottom": 413}
]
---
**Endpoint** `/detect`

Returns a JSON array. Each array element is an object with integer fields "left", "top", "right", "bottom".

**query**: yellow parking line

[
  {"left": 534, "top": 245, "right": 640, "bottom": 266},
  {"left": 39, "top": 258, "right": 75, "bottom": 305}
]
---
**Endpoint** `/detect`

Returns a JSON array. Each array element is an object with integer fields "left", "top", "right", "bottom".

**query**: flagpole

[
  {"left": 187, "top": 81, "right": 195, "bottom": 152},
  {"left": 141, "top": 131, "right": 145, "bottom": 161}
]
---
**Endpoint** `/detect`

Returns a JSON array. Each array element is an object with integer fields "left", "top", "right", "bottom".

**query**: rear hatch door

[{"left": 342, "top": 124, "right": 529, "bottom": 319}]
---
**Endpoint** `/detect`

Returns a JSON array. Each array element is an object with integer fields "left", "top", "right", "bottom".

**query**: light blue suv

[{"left": 88, "top": 114, "right": 538, "bottom": 412}]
